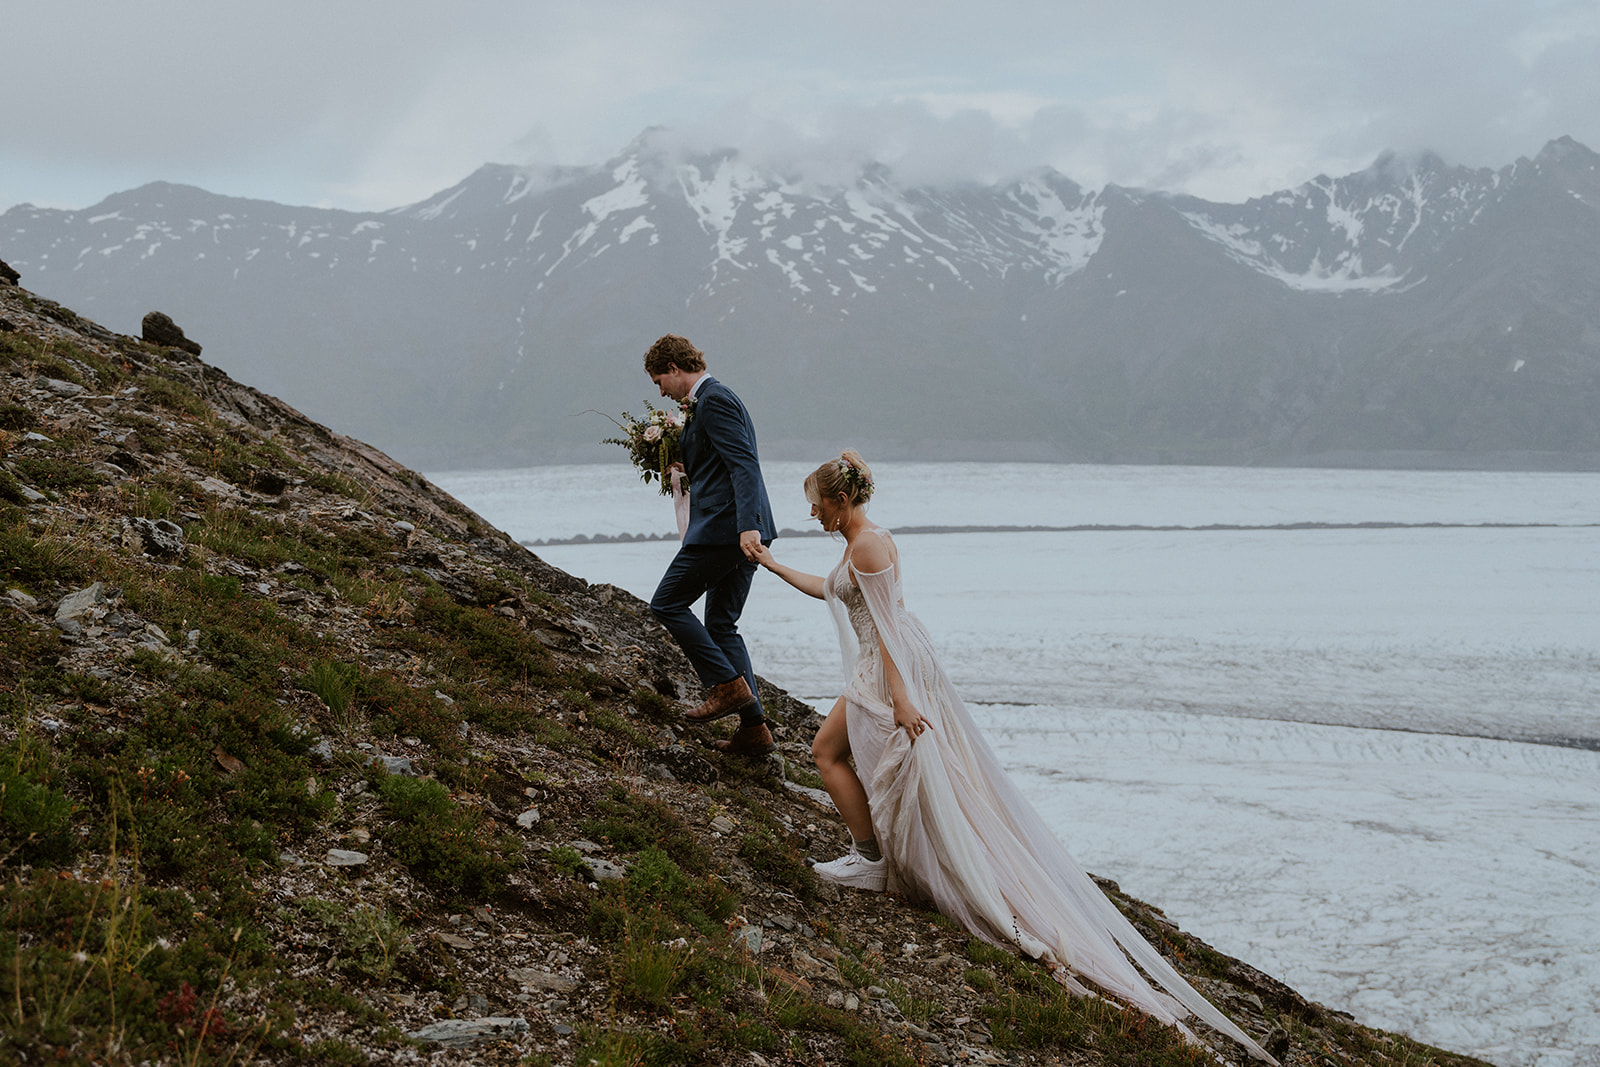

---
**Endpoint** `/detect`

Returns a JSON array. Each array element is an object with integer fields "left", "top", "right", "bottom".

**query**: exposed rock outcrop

[{"left": 140, "top": 309, "right": 202, "bottom": 356}]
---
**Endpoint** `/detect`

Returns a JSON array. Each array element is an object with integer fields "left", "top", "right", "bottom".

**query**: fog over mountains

[{"left": 4, "top": 131, "right": 1598, "bottom": 470}]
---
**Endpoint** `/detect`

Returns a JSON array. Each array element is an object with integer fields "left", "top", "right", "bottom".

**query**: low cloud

[{"left": 3, "top": 0, "right": 1597, "bottom": 212}]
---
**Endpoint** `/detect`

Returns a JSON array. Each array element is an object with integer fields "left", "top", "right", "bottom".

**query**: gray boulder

[
  {"left": 54, "top": 582, "right": 107, "bottom": 625},
  {"left": 582, "top": 857, "right": 626, "bottom": 882},
  {"left": 130, "top": 517, "right": 185, "bottom": 558}
]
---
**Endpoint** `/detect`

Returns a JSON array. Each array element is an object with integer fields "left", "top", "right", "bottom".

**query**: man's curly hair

[{"left": 643, "top": 334, "right": 707, "bottom": 375}]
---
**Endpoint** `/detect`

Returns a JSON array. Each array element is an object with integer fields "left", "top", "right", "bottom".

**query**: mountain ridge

[{"left": 3, "top": 133, "right": 1597, "bottom": 470}]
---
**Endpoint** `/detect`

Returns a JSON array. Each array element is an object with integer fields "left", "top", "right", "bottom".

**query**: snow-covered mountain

[{"left": 3, "top": 131, "right": 1598, "bottom": 469}]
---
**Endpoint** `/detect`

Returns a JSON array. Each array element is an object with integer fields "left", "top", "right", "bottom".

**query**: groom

[{"left": 644, "top": 334, "right": 778, "bottom": 757}]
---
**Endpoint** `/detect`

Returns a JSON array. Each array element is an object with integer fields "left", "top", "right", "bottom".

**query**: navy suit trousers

[{"left": 650, "top": 543, "right": 766, "bottom": 725}]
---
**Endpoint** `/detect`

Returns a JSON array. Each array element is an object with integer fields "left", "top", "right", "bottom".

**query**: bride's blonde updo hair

[{"left": 805, "top": 449, "right": 875, "bottom": 507}]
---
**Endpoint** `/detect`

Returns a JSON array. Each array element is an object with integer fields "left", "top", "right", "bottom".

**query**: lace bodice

[
  {"left": 829, "top": 528, "right": 901, "bottom": 663},
  {"left": 829, "top": 560, "right": 879, "bottom": 651}
]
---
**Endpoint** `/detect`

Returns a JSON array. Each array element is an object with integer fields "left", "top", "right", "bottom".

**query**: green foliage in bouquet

[{"left": 599, "top": 400, "right": 692, "bottom": 496}]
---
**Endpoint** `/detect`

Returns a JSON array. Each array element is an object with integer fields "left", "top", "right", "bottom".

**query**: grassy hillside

[{"left": 0, "top": 277, "right": 1491, "bottom": 1066}]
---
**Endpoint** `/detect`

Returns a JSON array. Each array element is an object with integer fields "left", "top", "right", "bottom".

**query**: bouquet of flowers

[{"left": 599, "top": 400, "right": 692, "bottom": 495}]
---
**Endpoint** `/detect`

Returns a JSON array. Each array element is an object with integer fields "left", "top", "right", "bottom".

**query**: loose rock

[
  {"left": 403, "top": 1017, "right": 529, "bottom": 1048},
  {"left": 54, "top": 582, "right": 107, "bottom": 625},
  {"left": 5, "top": 589, "right": 38, "bottom": 611},
  {"left": 582, "top": 857, "right": 626, "bottom": 882},
  {"left": 128, "top": 517, "right": 185, "bottom": 558}
]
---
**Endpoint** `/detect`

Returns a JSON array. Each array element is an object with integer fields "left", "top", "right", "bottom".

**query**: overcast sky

[{"left": 4, "top": 0, "right": 1598, "bottom": 214}]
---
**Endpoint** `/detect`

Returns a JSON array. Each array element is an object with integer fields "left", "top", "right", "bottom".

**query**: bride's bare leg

[{"left": 812, "top": 697, "right": 874, "bottom": 843}]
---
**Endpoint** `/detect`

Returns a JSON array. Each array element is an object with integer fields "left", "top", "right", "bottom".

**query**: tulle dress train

[{"left": 825, "top": 529, "right": 1275, "bottom": 1063}]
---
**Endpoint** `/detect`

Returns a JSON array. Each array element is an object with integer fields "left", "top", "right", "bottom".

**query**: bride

[{"left": 752, "top": 451, "right": 1278, "bottom": 1064}]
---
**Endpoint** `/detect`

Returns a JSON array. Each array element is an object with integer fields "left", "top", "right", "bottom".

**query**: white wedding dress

[{"left": 825, "top": 528, "right": 1276, "bottom": 1063}]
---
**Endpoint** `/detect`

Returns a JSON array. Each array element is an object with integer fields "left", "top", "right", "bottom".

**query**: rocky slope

[{"left": 0, "top": 276, "right": 1491, "bottom": 1065}]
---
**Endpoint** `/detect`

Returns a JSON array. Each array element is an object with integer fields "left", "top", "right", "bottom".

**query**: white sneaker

[{"left": 811, "top": 849, "right": 887, "bottom": 891}]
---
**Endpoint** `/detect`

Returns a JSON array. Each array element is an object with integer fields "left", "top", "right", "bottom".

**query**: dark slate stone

[{"left": 140, "top": 310, "right": 202, "bottom": 356}]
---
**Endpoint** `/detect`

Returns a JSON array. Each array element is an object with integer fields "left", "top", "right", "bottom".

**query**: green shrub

[
  {"left": 135, "top": 375, "right": 208, "bottom": 418},
  {"left": 0, "top": 740, "right": 77, "bottom": 866},
  {"left": 358, "top": 671, "right": 464, "bottom": 757},
  {"left": 0, "top": 405, "right": 39, "bottom": 432},
  {"left": 9, "top": 456, "right": 102, "bottom": 493},
  {"left": 582, "top": 784, "right": 711, "bottom": 874},
  {"left": 374, "top": 775, "right": 512, "bottom": 900},
  {"left": 547, "top": 845, "right": 587, "bottom": 877},
  {"left": 289, "top": 898, "right": 414, "bottom": 983},
  {"left": 0, "top": 470, "right": 25, "bottom": 506},
  {"left": 629, "top": 687, "right": 677, "bottom": 724},
  {"left": 737, "top": 826, "right": 817, "bottom": 900},
  {"left": 0, "top": 512, "right": 93, "bottom": 588},
  {"left": 624, "top": 847, "right": 689, "bottom": 908},
  {"left": 574, "top": 1025, "right": 689, "bottom": 1067},
  {"left": 406, "top": 586, "right": 557, "bottom": 687}
]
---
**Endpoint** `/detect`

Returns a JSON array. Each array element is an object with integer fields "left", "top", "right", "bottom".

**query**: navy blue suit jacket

[{"left": 681, "top": 377, "right": 776, "bottom": 546}]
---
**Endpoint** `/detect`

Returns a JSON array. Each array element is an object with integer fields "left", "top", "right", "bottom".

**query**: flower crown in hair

[{"left": 838, "top": 458, "right": 874, "bottom": 500}]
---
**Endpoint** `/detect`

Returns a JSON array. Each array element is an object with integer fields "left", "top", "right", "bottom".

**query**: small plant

[
  {"left": 303, "top": 660, "right": 361, "bottom": 734},
  {"left": 357, "top": 583, "right": 412, "bottom": 622},
  {"left": 574, "top": 1025, "right": 682, "bottom": 1067},
  {"left": 1, "top": 731, "right": 77, "bottom": 866},
  {"left": 881, "top": 976, "right": 937, "bottom": 1024},
  {"left": 594, "top": 708, "right": 650, "bottom": 749},
  {"left": 0, "top": 806, "right": 268, "bottom": 1064},
  {"left": 374, "top": 774, "right": 514, "bottom": 899},
  {"left": 729, "top": 1015, "right": 782, "bottom": 1052},
  {"left": 135, "top": 374, "right": 209, "bottom": 418},
  {"left": 290, "top": 898, "right": 414, "bottom": 983},
  {"left": 838, "top": 955, "right": 876, "bottom": 990},
  {"left": 0, "top": 512, "right": 95, "bottom": 588},
  {"left": 530, "top": 717, "right": 580, "bottom": 751},
  {"left": 0, "top": 405, "right": 38, "bottom": 432},
  {"left": 628, "top": 687, "right": 677, "bottom": 724},
  {"left": 581, "top": 784, "right": 711, "bottom": 874},
  {"left": 623, "top": 848, "right": 689, "bottom": 907},
  {"left": 765, "top": 988, "right": 918, "bottom": 1067},
  {"left": 547, "top": 845, "right": 587, "bottom": 877},
  {"left": 559, "top": 688, "right": 595, "bottom": 713},
  {"left": 737, "top": 826, "right": 817, "bottom": 900},
  {"left": 611, "top": 908, "right": 694, "bottom": 1008},
  {"left": 784, "top": 760, "right": 827, "bottom": 791},
  {"left": 0, "top": 469, "right": 25, "bottom": 505},
  {"left": 8, "top": 455, "right": 102, "bottom": 493}
]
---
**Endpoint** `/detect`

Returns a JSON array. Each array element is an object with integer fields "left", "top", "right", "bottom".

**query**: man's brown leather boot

[
  {"left": 683, "top": 676, "right": 758, "bottom": 723},
  {"left": 713, "top": 722, "right": 775, "bottom": 757}
]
